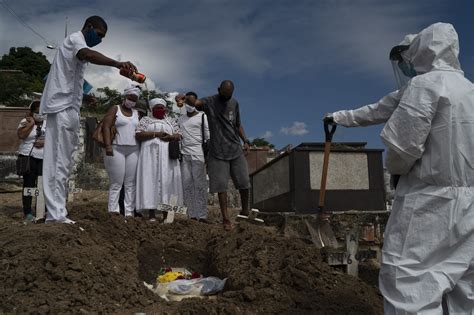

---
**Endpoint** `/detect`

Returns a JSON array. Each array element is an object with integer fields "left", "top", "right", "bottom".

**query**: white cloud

[
  {"left": 280, "top": 122, "right": 309, "bottom": 136},
  {"left": 261, "top": 130, "right": 273, "bottom": 139},
  {"left": 0, "top": 0, "right": 441, "bottom": 95}
]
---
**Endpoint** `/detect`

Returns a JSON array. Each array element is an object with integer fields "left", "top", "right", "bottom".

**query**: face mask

[
  {"left": 33, "top": 113, "right": 45, "bottom": 122},
  {"left": 391, "top": 60, "right": 417, "bottom": 89},
  {"left": 219, "top": 94, "right": 231, "bottom": 102},
  {"left": 185, "top": 104, "right": 196, "bottom": 113},
  {"left": 84, "top": 27, "right": 102, "bottom": 47},
  {"left": 398, "top": 61, "right": 417, "bottom": 78},
  {"left": 152, "top": 107, "right": 166, "bottom": 119},
  {"left": 124, "top": 99, "right": 136, "bottom": 109}
]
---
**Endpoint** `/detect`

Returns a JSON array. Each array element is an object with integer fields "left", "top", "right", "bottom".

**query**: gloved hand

[{"left": 323, "top": 113, "right": 336, "bottom": 125}]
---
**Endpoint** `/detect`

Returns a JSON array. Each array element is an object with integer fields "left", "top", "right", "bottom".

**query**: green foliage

[
  {"left": 251, "top": 137, "right": 275, "bottom": 148},
  {"left": 0, "top": 47, "right": 50, "bottom": 77},
  {"left": 0, "top": 47, "right": 51, "bottom": 106},
  {"left": 81, "top": 87, "right": 176, "bottom": 117}
]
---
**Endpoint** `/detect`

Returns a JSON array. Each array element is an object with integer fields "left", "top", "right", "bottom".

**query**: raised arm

[
  {"left": 17, "top": 117, "right": 35, "bottom": 140},
  {"left": 175, "top": 94, "right": 205, "bottom": 109},
  {"left": 332, "top": 89, "right": 403, "bottom": 127},
  {"left": 76, "top": 48, "right": 136, "bottom": 71}
]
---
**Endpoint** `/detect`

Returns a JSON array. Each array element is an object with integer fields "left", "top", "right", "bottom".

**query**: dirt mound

[{"left": 0, "top": 192, "right": 383, "bottom": 314}]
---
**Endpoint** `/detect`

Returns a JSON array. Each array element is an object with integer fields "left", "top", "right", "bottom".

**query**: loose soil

[{"left": 0, "top": 191, "right": 383, "bottom": 314}]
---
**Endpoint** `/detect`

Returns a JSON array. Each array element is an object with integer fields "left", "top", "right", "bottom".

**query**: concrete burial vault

[{"left": 250, "top": 142, "right": 386, "bottom": 213}]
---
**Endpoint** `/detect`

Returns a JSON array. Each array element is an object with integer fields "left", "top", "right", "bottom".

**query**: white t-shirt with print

[
  {"left": 17, "top": 119, "right": 46, "bottom": 159},
  {"left": 40, "top": 31, "right": 88, "bottom": 114}
]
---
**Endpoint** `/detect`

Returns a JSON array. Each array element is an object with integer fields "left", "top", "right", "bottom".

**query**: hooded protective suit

[{"left": 378, "top": 23, "right": 474, "bottom": 314}]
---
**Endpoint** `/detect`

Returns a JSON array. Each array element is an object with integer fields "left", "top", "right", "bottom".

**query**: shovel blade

[
  {"left": 318, "top": 218, "right": 339, "bottom": 248},
  {"left": 305, "top": 217, "right": 339, "bottom": 249}
]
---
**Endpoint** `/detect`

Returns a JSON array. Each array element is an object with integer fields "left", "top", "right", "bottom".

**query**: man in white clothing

[
  {"left": 178, "top": 92, "right": 210, "bottom": 221},
  {"left": 40, "top": 16, "right": 136, "bottom": 223}
]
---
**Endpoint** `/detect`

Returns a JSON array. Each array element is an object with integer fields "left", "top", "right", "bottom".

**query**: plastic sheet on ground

[{"left": 144, "top": 277, "right": 227, "bottom": 302}]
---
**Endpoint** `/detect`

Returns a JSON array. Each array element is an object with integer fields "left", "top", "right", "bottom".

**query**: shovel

[{"left": 312, "top": 121, "right": 339, "bottom": 248}]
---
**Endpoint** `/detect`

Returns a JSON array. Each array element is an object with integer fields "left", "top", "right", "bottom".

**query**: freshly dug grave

[{"left": 0, "top": 191, "right": 383, "bottom": 314}]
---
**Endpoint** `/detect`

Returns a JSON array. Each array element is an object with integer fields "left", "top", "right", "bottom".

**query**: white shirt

[
  {"left": 113, "top": 106, "right": 139, "bottom": 146},
  {"left": 17, "top": 119, "right": 47, "bottom": 159},
  {"left": 40, "top": 31, "right": 88, "bottom": 114},
  {"left": 178, "top": 112, "right": 210, "bottom": 156}
]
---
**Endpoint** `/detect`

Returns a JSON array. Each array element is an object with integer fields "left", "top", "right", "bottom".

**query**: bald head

[{"left": 218, "top": 80, "right": 234, "bottom": 102}]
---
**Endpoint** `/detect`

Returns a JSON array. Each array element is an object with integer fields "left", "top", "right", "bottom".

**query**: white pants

[
  {"left": 43, "top": 108, "right": 80, "bottom": 222},
  {"left": 104, "top": 145, "right": 139, "bottom": 216},
  {"left": 180, "top": 155, "right": 208, "bottom": 219},
  {"left": 380, "top": 175, "right": 474, "bottom": 314}
]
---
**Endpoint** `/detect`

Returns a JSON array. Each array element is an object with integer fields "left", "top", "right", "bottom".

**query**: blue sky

[{"left": 1, "top": 0, "right": 473, "bottom": 150}]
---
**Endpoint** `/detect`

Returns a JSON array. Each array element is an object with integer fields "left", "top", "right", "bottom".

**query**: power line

[{"left": 0, "top": 0, "right": 54, "bottom": 46}]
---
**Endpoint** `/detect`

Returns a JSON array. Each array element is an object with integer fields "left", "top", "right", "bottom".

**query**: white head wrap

[
  {"left": 123, "top": 85, "right": 141, "bottom": 97},
  {"left": 149, "top": 98, "right": 167, "bottom": 109}
]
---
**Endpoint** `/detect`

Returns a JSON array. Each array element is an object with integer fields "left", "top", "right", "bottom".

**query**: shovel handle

[
  {"left": 319, "top": 122, "right": 336, "bottom": 209},
  {"left": 324, "top": 122, "right": 337, "bottom": 142}
]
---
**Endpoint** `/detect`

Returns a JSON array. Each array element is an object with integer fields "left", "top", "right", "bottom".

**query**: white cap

[{"left": 149, "top": 98, "right": 167, "bottom": 109}]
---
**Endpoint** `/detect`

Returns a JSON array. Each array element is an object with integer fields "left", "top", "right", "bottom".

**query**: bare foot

[{"left": 223, "top": 219, "right": 232, "bottom": 231}]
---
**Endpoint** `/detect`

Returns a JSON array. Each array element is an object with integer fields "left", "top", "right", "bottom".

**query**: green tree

[
  {"left": 82, "top": 87, "right": 175, "bottom": 117},
  {"left": 0, "top": 47, "right": 51, "bottom": 106},
  {"left": 251, "top": 137, "right": 275, "bottom": 148}
]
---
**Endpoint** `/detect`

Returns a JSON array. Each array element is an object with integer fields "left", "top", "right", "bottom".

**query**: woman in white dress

[{"left": 135, "top": 98, "right": 183, "bottom": 221}]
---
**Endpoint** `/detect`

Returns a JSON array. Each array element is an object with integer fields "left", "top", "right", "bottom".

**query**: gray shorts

[{"left": 208, "top": 154, "right": 250, "bottom": 193}]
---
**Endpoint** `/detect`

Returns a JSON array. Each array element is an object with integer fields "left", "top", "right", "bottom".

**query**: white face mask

[
  {"left": 185, "top": 103, "right": 196, "bottom": 113},
  {"left": 33, "top": 113, "right": 45, "bottom": 122},
  {"left": 124, "top": 99, "right": 136, "bottom": 109}
]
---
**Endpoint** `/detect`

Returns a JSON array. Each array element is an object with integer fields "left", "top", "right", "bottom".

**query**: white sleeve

[
  {"left": 70, "top": 32, "right": 88, "bottom": 57},
  {"left": 203, "top": 114, "right": 210, "bottom": 141},
  {"left": 136, "top": 117, "right": 150, "bottom": 133},
  {"left": 381, "top": 82, "right": 439, "bottom": 175},
  {"left": 17, "top": 118, "right": 28, "bottom": 129},
  {"left": 170, "top": 118, "right": 180, "bottom": 135},
  {"left": 333, "top": 90, "right": 403, "bottom": 127}
]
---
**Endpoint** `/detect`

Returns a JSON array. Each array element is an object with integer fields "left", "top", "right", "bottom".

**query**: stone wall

[
  {"left": 71, "top": 118, "right": 109, "bottom": 192},
  {"left": 0, "top": 153, "right": 22, "bottom": 191}
]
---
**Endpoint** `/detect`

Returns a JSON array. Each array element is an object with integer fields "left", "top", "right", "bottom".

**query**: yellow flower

[{"left": 157, "top": 271, "right": 184, "bottom": 283}]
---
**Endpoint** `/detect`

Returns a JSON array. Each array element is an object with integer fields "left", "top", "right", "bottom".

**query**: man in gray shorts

[{"left": 176, "top": 80, "right": 251, "bottom": 230}]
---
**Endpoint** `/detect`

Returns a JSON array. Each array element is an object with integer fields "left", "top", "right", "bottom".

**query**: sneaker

[{"left": 24, "top": 214, "right": 35, "bottom": 222}]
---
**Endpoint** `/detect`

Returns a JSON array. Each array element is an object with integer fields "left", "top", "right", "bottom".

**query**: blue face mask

[
  {"left": 85, "top": 27, "right": 102, "bottom": 47},
  {"left": 398, "top": 61, "right": 417, "bottom": 78}
]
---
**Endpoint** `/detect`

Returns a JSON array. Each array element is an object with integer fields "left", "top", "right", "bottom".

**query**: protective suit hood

[{"left": 407, "top": 22, "right": 463, "bottom": 75}]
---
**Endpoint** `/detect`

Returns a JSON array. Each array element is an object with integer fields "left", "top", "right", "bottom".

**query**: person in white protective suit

[
  {"left": 325, "top": 22, "right": 474, "bottom": 314},
  {"left": 40, "top": 16, "right": 136, "bottom": 224}
]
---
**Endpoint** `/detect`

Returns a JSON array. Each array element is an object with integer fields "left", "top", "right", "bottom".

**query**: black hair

[
  {"left": 83, "top": 16, "right": 108, "bottom": 31},
  {"left": 29, "top": 100, "right": 40, "bottom": 112},
  {"left": 185, "top": 91, "right": 198, "bottom": 99}
]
